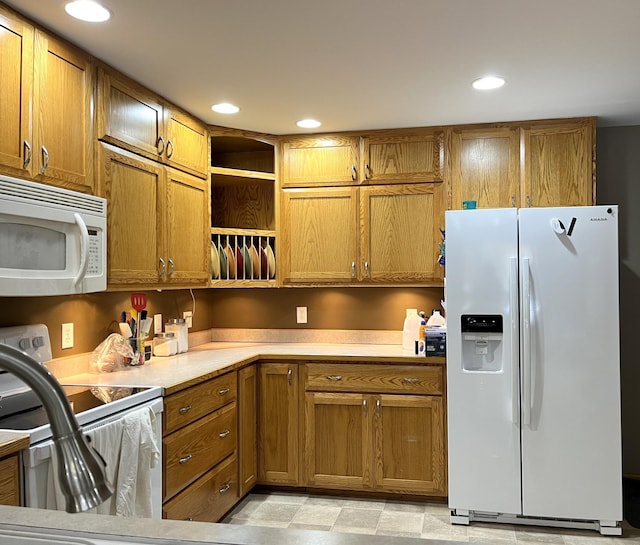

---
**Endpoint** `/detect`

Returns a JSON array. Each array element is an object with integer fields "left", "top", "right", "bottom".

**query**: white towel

[
  {"left": 115, "top": 406, "right": 160, "bottom": 518},
  {"left": 45, "top": 406, "right": 159, "bottom": 518},
  {"left": 46, "top": 417, "right": 123, "bottom": 515}
]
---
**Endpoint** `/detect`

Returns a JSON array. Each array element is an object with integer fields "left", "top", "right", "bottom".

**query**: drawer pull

[
  {"left": 401, "top": 377, "right": 421, "bottom": 384},
  {"left": 218, "top": 387, "right": 230, "bottom": 395},
  {"left": 219, "top": 483, "right": 231, "bottom": 494},
  {"left": 287, "top": 369, "right": 292, "bottom": 386},
  {"left": 179, "top": 405, "right": 192, "bottom": 414},
  {"left": 326, "top": 375, "right": 342, "bottom": 381},
  {"left": 376, "top": 398, "right": 381, "bottom": 417},
  {"left": 363, "top": 399, "right": 367, "bottom": 416},
  {"left": 186, "top": 517, "right": 193, "bottom": 521},
  {"left": 179, "top": 454, "right": 192, "bottom": 464},
  {"left": 219, "top": 429, "right": 230, "bottom": 438}
]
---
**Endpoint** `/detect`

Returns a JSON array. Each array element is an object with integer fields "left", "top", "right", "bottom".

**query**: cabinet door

[
  {"left": 0, "top": 455, "right": 20, "bottom": 506},
  {"left": 304, "top": 392, "right": 372, "bottom": 490},
  {"left": 281, "top": 188, "right": 359, "bottom": 283},
  {"left": 361, "top": 132, "right": 443, "bottom": 184},
  {"left": 374, "top": 395, "right": 446, "bottom": 495},
  {"left": 165, "top": 168, "right": 209, "bottom": 285},
  {"left": 522, "top": 119, "right": 595, "bottom": 207},
  {"left": 258, "top": 363, "right": 299, "bottom": 484},
  {"left": 98, "top": 144, "right": 165, "bottom": 286},
  {"left": 360, "top": 183, "right": 444, "bottom": 283},
  {"left": 238, "top": 365, "right": 257, "bottom": 496},
  {"left": 450, "top": 127, "right": 520, "bottom": 209},
  {"left": 0, "top": 8, "right": 33, "bottom": 177},
  {"left": 281, "top": 136, "right": 359, "bottom": 187},
  {"left": 33, "top": 30, "right": 94, "bottom": 192},
  {"left": 165, "top": 109, "right": 208, "bottom": 178},
  {"left": 96, "top": 67, "right": 165, "bottom": 161}
]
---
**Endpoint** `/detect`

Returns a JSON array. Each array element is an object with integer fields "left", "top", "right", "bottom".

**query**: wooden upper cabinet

[
  {"left": 0, "top": 7, "right": 33, "bottom": 178},
  {"left": 281, "top": 135, "right": 359, "bottom": 187},
  {"left": 281, "top": 188, "right": 359, "bottom": 283},
  {"left": 96, "top": 66, "right": 208, "bottom": 178},
  {"left": 164, "top": 167, "right": 209, "bottom": 285},
  {"left": 32, "top": 30, "right": 94, "bottom": 192},
  {"left": 361, "top": 131, "right": 443, "bottom": 184},
  {"left": 360, "top": 183, "right": 445, "bottom": 283},
  {"left": 449, "top": 127, "right": 520, "bottom": 209},
  {"left": 522, "top": 119, "right": 595, "bottom": 207}
]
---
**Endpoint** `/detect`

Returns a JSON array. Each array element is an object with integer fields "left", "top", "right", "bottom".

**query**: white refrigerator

[{"left": 445, "top": 206, "right": 622, "bottom": 536}]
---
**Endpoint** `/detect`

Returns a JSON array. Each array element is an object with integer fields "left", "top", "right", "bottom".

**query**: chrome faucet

[{"left": 0, "top": 344, "right": 113, "bottom": 513}]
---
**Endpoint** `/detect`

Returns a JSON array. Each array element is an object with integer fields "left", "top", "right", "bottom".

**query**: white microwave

[{"left": 0, "top": 175, "right": 107, "bottom": 296}]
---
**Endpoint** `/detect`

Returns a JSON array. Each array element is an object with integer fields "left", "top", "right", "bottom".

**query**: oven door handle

[{"left": 73, "top": 213, "right": 90, "bottom": 288}]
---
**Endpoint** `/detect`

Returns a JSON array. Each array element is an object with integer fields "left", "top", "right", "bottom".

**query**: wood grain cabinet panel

[
  {"left": 0, "top": 7, "right": 33, "bottom": 178},
  {"left": 0, "top": 455, "right": 20, "bottom": 506},
  {"left": 238, "top": 364, "right": 258, "bottom": 497},
  {"left": 449, "top": 126, "right": 520, "bottom": 209},
  {"left": 522, "top": 119, "right": 595, "bottom": 207},
  {"left": 257, "top": 363, "right": 299, "bottom": 485}
]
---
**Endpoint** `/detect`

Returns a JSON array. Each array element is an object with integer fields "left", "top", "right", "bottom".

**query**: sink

[{"left": 0, "top": 528, "right": 150, "bottom": 545}]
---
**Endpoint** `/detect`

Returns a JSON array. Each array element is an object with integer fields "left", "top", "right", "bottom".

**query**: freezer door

[
  {"left": 519, "top": 206, "right": 622, "bottom": 521},
  {"left": 445, "top": 208, "right": 522, "bottom": 514}
]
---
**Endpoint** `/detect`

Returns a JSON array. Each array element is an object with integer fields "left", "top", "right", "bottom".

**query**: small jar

[
  {"left": 165, "top": 318, "right": 188, "bottom": 353},
  {"left": 153, "top": 332, "right": 177, "bottom": 357}
]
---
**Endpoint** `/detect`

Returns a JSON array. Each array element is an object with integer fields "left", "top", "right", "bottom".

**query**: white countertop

[{"left": 59, "top": 341, "right": 443, "bottom": 393}]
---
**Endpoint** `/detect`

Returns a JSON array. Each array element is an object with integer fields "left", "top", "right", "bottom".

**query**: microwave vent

[{"left": 0, "top": 176, "right": 106, "bottom": 216}]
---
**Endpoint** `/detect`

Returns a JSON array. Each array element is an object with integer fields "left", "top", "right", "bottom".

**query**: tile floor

[{"left": 222, "top": 491, "right": 640, "bottom": 544}]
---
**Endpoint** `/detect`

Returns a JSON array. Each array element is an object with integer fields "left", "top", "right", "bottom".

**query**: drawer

[
  {"left": 164, "top": 371, "right": 237, "bottom": 434},
  {"left": 163, "top": 454, "right": 238, "bottom": 522},
  {"left": 164, "top": 401, "right": 236, "bottom": 500},
  {"left": 305, "top": 363, "right": 443, "bottom": 395}
]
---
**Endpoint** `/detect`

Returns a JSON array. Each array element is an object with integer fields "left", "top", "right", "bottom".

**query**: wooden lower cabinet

[
  {"left": 257, "top": 362, "right": 299, "bottom": 484},
  {"left": 238, "top": 364, "right": 258, "bottom": 496},
  {"left": 302, "top": 362, "right": 447, "bottom": 497},
  {"left": 0, "top": 454, "right": 20, "bottom": 506},
  {"left": 162, "top": 455, "right": 238, "bottom": 522}
]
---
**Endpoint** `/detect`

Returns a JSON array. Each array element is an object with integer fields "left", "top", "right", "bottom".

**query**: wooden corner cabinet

[
  {"left": 96, "top": 66, "right": 208, "bottom": 178},
  {"left": 209, "top": 129, "right": 277, "bottom": 286},
  {"left": 162, "top": 372, "right": 238, "bottom": 522},
  {"left": 98, "top": 143, "right": 210, "bottom": 289},
  {"left": 0, "top": 6, "right": 94, "bottom": 193}
]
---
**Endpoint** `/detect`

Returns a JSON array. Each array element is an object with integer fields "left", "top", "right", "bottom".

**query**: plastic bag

[{"left": 89, "top": 333, "right": 135, "bottom": 373}]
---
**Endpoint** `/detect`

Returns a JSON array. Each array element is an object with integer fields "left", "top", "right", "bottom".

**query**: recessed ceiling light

[
  {"left": 211, "top": 103, "right": 240, "bottom": 114},
  {"left": 64, "top": 1, "right": 111, "bottom": 22},
  {"left": 472, "top": 76, "right": 506, "bottom": 90},
  {"left": 296, "top": 119, "right": 321, "bottom": 129}
]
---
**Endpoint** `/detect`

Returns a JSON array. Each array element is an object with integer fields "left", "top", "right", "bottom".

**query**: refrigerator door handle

[
  {"left": 521, "top": 257, "right": 532, "bottom": 427},
  {"left": 509, "top": 257, "right": 519, "bottom": 425}
]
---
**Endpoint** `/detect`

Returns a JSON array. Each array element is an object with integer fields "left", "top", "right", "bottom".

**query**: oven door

[{"left": 21, "top": 397, "right": 163, "bottom": 519}]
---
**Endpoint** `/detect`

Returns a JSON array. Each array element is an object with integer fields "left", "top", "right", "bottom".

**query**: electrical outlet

[
  {"left": 183, "top": 311, "right": 193, "bottom": 328},
  {"left": 296, "top": 306, "right": 307, "bottom": 324},
  {"left": 153, "top": 314, "right": 163, "bottom": 334},
  {"left": 61, "top": 323, "right": 74, "bottom": 349}
]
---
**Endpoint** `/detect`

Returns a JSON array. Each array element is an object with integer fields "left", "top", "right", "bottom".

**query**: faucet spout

[{"left": 0, "top": 344, "right": 113, "bottom": 513}]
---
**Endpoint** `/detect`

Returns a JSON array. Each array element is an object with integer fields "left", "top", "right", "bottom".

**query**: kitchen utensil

[
  {"left": 119, "top": 322, "right": 132, "bottom": 338},
  {"left": 131, "top": 293, "right": 147, "bottom": 313}
]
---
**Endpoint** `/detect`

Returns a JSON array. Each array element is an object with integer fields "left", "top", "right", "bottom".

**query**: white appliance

[
  {"left": 445, "top": 206, "right": 622, "bottom": 536},
  {"left": 0, "top": 175, "right": 107, "bottom": 296},
  {"left": 0, "top": 325, "right": 163, "bottom": 518}
]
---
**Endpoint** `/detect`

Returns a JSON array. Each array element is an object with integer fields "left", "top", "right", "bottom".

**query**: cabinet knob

[
  {"left": 287, "top": 368, "right": 292, "bottom": 386},
  {"left": 166, "top": 139, "right": 174, "bottom": 159},
  {"left": 41, "top": 146, "right": 49, "bottom": 174},
  {"left": 23, "top": 141, "right": 32, "bottom": 169},
  {"left": 218, "top": 388, "right": 230, "bottom": 395},
  {"left": 168, "top": 258, "right": 175, "bottom": 277},
  {"left": 219, "top": 483, "right": 231, "bottom": 494},
  {"left": 364, "top": 261, "right": 370, "bottom": 278},
  {"left": 179, "top": 454, "right": 192, "bottom": 464},
  {"left": 326, "top": 375, "right": 342, "bottom": 381},
  {"left": 511, "top": 196, "right": 516, "bottom": 207},
  {"left": 159, "top": 258, "right": 166, "bottom": 278},
  {"left": 178, "top": 404, "right": 192, "bottom": 414},
  {"left": 219, "top": 429, "right": 230, "bottom": 438},
  {"left": 157, "top": 136, "right": 165, "bottom": 155},
  {"left": 364, "top": 163, "right": 371, "bottom": 179},
  {"left": 351, "top": 261, "right": 356, "bottom": 278},
  {"left": 363, "top": 399, "right": 367, "bottom": 416},
  {"left": 401, "top": 377, "right": 420, "bottom": 384},
  {"left": 526, "top": 195, "right": 531, "bottom": 208},
  {"left": 376, "top": 398, "right": 381, "bottom": 417},
  {"left": 351, "top": 164, "right": 357, "bottom": 181}
]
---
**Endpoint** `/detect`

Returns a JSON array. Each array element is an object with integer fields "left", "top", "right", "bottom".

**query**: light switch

[{"left": 296, "top": 306, "right": 307, "bottom": 324}]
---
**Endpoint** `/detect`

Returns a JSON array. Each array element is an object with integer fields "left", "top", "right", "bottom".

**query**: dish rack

[{"left": 211, "top": 229, "right": 276, "bottom": 286}]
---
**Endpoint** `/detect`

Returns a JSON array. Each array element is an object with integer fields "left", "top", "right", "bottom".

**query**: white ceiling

[{"left": 5, "top": 0, "right": 640, "bottom": 135}]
